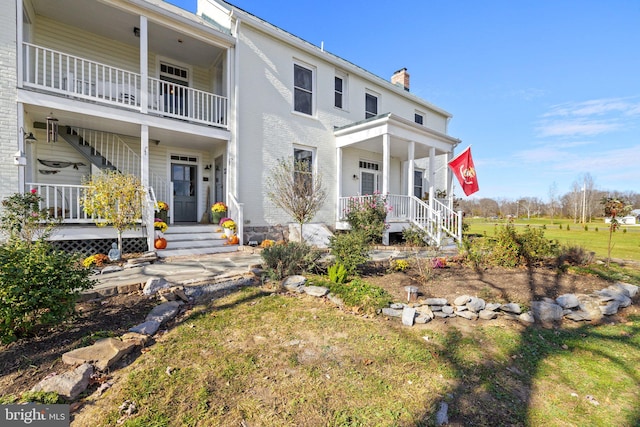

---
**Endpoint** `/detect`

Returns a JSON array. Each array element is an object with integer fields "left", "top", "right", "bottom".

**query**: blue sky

[{"left": 167, "top": 0, "right": 640, "bottom": 201}]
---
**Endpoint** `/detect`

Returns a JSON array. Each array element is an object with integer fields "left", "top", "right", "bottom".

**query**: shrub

[
  {"left": 83, "top": 253, "right": 109, "bottom": 268},
  {"left": 0, "top": 190, "right": 59, "bottom": 243},
  {"left": 327, "top": 263, "right": 348, "bottom": 284},
  {"left": 260, "top": 241, "right": 321, "bottom": 280},
  {"left": 313, "top": 278, "right": 391, "bottom": 314},
  {"left": 584, "top": 225, "right": 589, "bottom": 231},
  {"left": 390, "top": 259, "right": 410, "bottom": 272},
  {"left": 461, "top": 225, "right": 558, "bottom": 268},
  {"left": 0, "top": 241, "right": 95, "bottom": 343},
  {"left": 557, "top": 245, "right": 595, "bottom": 266},
  {"left": 566, "top": 224, "right": 570, "bottom": 231},
  {"left": 402, "top": 224, "right": 429, "bottom": 247},
  {"left": 343, "top": 193, "right": 388, "bottom": 243},
  {"left": 328, "top": 231, "right": 370, "bottom": 276}
]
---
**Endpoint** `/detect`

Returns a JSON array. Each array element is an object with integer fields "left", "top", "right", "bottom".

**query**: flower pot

[
  {"left": 224, "top": 228, "right": 235, "bottom": 237},
  {"left": 157, "top": 210, "right": 168, "bottom": 223},
  {"left": 212, "top": 211, "right": 225, "bottom": 225}
]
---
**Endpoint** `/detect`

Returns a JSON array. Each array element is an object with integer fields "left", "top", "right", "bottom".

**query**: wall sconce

[
  {"left": 133, "top": 27, "right": 140, "bottom": 37},
  {"left": 204, "top": 164, "right": 212, "bottom": 170},
  {"left": 21, "top": 127, "right": 37, "bottom": 143},
  {"left": 46, "top": 115, "right": 58, "bottom": 143},
  {"left": 352, "top": 174, "right": 359, "bottom": 180}
]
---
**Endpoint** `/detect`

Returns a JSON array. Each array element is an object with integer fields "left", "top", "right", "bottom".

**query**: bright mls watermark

[{"left": 1, "top": 405, "right": 69, "bottom": 426}]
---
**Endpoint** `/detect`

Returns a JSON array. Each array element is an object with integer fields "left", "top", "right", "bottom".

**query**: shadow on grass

[{"left": 417, "top": 259, "right": 640, "bottom": 426}]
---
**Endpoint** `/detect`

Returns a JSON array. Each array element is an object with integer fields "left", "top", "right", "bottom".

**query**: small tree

[
  {"left": 601, "top": 197, "right": 632, "bottom": 267},
  {"left": 82, "top": 171, "right": 145, "bottom": 253},
  {"left": 0, "top": 189, "right": 59, "bottom": 245},
  {"left": 266, "top": 158, "right": 327, "bottom": 242}
]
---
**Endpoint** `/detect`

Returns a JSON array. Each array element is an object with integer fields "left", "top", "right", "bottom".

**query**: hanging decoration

[
  {"left": 38, "top": 159, "right": 86, "bottom": 169},
  {"left": 46, "top": 114, "right": 58, "bottom": 143}
]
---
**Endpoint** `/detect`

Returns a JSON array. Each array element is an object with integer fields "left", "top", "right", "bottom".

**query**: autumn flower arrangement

[
  {"left": 83, "top": 253, "right": 109, "bottom": 268},
  {"left": 220, "top": 218, "right": 236, "bottom": 232},
  {"left": 154, "top": 218, "right": 168, "bottom": 233},
  {"left": 155, "top": 201, "right": 169, "bottom": 212},
  {"left": 211, "top": 202, "right": 227, "bottom": 213}
]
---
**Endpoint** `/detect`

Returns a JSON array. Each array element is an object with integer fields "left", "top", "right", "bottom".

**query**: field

[{"left": 466, "top": 217, "right": 640, "bottom": 262}]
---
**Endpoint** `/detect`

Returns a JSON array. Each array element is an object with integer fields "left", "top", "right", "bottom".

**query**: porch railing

[
  {"left": 338, "top": 194, "right": 462, "bottom": 245},
  {"left": 26, "top": 183, "right": 158, "bottom": 227},
  {"left": 22, "top": 43, "right": 228, "bottom": 128}
]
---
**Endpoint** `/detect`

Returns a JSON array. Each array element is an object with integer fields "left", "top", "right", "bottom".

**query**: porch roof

[{"left": 334, "top": 113, "right": 461, "bottom": 160}]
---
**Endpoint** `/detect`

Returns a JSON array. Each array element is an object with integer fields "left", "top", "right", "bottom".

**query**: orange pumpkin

[
  {"left": 228, "top": 235, "right": 239, "bottom": 245},
  {"left": 154, "top": 237, "right": 167, "bottom": 250}
]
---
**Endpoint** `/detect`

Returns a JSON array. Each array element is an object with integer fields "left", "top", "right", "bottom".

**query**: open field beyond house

[{"left": 1, "top": 255, "right": 639, "bottom": 426}]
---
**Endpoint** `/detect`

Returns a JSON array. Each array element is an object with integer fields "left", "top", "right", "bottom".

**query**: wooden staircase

[{"left": 156, "top": 224, "right": 240, "bottom": 258}]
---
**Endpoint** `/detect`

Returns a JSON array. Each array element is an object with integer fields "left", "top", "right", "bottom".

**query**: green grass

[
  {"left": 71, "top": 275, "right": 640, "bottom": 427},
  {"left": 466, "top": 217, "right": 640, "bottom": 261}
]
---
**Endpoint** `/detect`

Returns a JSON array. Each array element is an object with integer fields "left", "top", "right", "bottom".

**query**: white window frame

[
  {"left": 293, "top": 61, "right": 315, "bottom": 116},
  {"left": 414, "top": 110, "right": 425, "bottom": 126},
  {"left": 365, "top": 90, "right": 379, "bottom": 119},
  {"left": 413, "top": 169, "right": 424, "bottom": 199},
  {"left": 334, "top": 70, "right": 348, "bottom": 110},
  {"left": 293, "top": 146, "right": 316, "bottom": 195},
  {"left": 359, "top": 160, "right": 380, "bottom": 195}
]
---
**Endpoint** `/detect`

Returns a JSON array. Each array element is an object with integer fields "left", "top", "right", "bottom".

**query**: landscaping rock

[
  {"left": 441, "top": 305, "right": 454, "bottom": 315},
  {"left": 430, "top": 305, "right": 443, "bottom": 312},
  {"left": 613, "top": 282, "right": 638, "bottom": 298},
  {"left": 145, "top": 301, "right": 183, "bottom": 324},
  {"left": 382, "top": 308, "right": 403, "bottom": 318},
  {"left": 327, "top": 293, "right": 344, "bottom": 307},
  {"left": 143, "top": 277, "right": 170, "bottom": 296},
  {"left": 424, "top": 298, "right": 448, "bottom": 306},
  {"left": 415, "top": 314, "right": 432, "bottom": 324},
  {"left": 303, "top": 285, "right": 329, "bottom": 297},
  {"left": 531, "top": 301, "right": 564, "bottom": 323},
  {"left": 500, "top": 303, "right": 522, "bottom": 314},
  {"left": 101, "top": 265, "right": 123, "bottom": 275},
  {"left": 282, "top": 275, "right": 306, "bottom": 292},
  {"left": 402, "top": 307, "right": 417, "bottom": 326},
  {"left": 466, "top": 297, "right": 485, "bottom": 313},
  {"left": 121, "top": 332, "right": 152, "bottom": 346},
  {"left": 519, "top": 312, "right": 535, "bottom": 323},
  {"left": 556, "top": 294, "right": 580, "bottom": 309},
  {"left": 31, "top": 363, "right": 93, "bottom": 400},
  {"left": 433, "top": 311, "right": 452, "bottom": 318},
  {"left": 599, "top": 300, "right": 621, "bottom": 316},
  {"left": 390, "top": 303, "right": 405, "bottom": 309},
  {"left": 479, "top": 309, "right": 498, "bottom": 320},
  {"left": 436, "top": 402, "right": 449, "bottom": 426},
  {"left": 128, "top": 320, "right": 161, "bottom": 336},
  {"left": 564, "top": 310, "right": 592, "bottom": 322},
  {"left": 455, "top": 310, "right": 478, "bottom": 320},
  {"left": 62, "top": 338, "right": 137, "bottom": 370},
  {"left": 596, "top": 287, "right": 632, "bottom": 307},
  {"left": 416, "top": 305, "right": 435, "bottom": 320},
  {"left": 485, "top": 303, "right": 501, "bottom": 311},
  {"left": 454, "top": 295, "right": 471, "bottom": 306},
  {"left": 577, "top": 294, "right": 603, "bottom": 321}
]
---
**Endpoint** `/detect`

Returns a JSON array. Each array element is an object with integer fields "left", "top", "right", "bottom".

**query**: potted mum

[
  {"left": 154, "top": 218, "right": 168, "bottom": 249},
  {"left": 220, "top": 217, "right": 236, "bottom": 238},
  {"left": 155, "top": 201, "right": 169, "bottom": 223},
  {"left": 211, "top": 201, "right": 227, "bottom": 225}
]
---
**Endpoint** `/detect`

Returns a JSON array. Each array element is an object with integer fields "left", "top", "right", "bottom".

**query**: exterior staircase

[{"left": 156, "top": 224, "right": 240, "bottom": 258}]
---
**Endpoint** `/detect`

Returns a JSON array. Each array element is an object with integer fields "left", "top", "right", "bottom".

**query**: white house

[{"left": 1, "top": 0, "right": 462, "bottom": 257}]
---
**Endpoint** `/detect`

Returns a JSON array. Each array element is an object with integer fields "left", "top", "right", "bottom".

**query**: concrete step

[{"left": 156, "top": 224, "right": 239, "bottom": 258}]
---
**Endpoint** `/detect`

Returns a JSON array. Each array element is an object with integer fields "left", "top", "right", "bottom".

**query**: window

[
  {"left": 365, "top": 93, "right": 378, "bottom": 119},
  {"left": 414, "top": 170, "right": 424, "bottom": 199},
  {"left": 360, "top": 160, "right": 380, "bottom": 195},
  {"left": 335, "top": 76, "right": 343, "bottom": 108},
  {"left": 414, "top": 112, "right": 424, "bottom": 125},
  {"left": 294, "top": 64, "right": 313, "bottom": 115},
  {"left": 294, "top": 148, "right": 314, "bottom": 195}
]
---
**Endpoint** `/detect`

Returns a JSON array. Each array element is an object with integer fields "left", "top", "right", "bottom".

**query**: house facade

[{"left": 1, "top": 0, "right": 462, "bottom": 256}]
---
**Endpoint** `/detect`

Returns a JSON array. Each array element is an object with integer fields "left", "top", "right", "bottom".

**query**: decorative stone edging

[{"left": 382, "top": 282, "right": 638, "bottom": 327}]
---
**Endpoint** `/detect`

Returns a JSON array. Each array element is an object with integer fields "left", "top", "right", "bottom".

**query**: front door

[{"left": 172, "top": 163, "right": 197, "bottom": 222}]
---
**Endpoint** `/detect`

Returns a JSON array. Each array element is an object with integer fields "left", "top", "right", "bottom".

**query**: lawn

[
  {"left": 71, "top": 281, "right": 640, "bottom": 426},
  {"left": 466, "top": 217, "right": 640, "bottom": 262}
]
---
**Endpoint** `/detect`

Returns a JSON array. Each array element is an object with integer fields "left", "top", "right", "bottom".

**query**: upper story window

[
  {"left": 335, "top": 71, "right": 347, "bottom": 109},
  {"left": 294, "top": 63, "right": 313, "bottom": 115},
  {"left": 414, "top": 112, "right": 424, "bottom": 125},
  {"left": 365, "top": 93, "right": 378, "bottom": 119}
]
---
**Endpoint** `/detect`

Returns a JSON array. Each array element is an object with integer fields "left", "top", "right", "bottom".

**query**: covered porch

[{"left": 334, "top": 113, "right": 463, "bottom": 245}]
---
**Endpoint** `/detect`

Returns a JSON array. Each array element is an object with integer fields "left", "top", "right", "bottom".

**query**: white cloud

[{"left": 536, "top": 119, "right": 621, "bottom": 137}]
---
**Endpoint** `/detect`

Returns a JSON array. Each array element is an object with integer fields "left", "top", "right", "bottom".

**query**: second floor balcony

[
  {"left": 19, "top": 0, "right": 234, "bottom": 129},
  {"left": 22, "top": 42, "right": 228, "bottom": 128}
]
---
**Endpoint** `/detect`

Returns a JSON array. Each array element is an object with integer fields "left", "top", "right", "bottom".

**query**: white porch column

[
  {"left": 140, "top": 125, "right": 153, "bottom": 250},
  {"left": 17, "top": 0, "right": 23, "bottom": 90},
  {"left": 407, "top": 141, "right": 415, "bottom": 197},
  {"left": 429, "top": 146, "right": 436, "bottom": 211},
  {"left": 447, "top": 150, "right": 454, "bottom": 210},
  {"left": 16, "top": 105, "right": 26, "bottom": 192},
  {"left": 139, "top": 16, "right": 148, "bottom": 114},
  {"left": 336, "top": 147, "right": 342, "bottom": 221},
  {"left": 382, "top": 133, "right": 390, "bottom": 195}
]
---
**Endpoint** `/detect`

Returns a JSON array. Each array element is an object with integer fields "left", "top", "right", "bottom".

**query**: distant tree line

[{"left": 456, "top": 173, "right": 639, "bottom": 221}]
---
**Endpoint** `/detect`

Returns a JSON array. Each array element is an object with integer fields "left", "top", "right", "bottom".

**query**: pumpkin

[
  {"left": 154, "top": 237, "right": 167, "bottom": 250},
  {"left": 228, "top": 235, "right": 239, "bottom": 245}
]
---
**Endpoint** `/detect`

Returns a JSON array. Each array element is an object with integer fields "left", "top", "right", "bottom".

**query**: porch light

[
  {"left": 20, "top": 128, "right": 37, "bottom": 143},
  {"left": 46, "top": 115, "right": 58, "bottom": 143},
  {"left": 133, "top": 27, "right": 140, "bottom": 37}
]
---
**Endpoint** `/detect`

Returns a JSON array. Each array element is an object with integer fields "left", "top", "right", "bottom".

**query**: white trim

[{"left": 156, "top": 56, "right": 193, "bottom": 87}]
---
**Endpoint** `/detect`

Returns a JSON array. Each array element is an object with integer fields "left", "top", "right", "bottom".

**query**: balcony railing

[{"left": 22, "top": 43, "right": 227, "bottom": 127}]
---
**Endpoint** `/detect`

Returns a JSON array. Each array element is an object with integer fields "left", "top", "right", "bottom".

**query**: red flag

[{"left": 448, "top": 146, "right": 479, "bottom": 196}]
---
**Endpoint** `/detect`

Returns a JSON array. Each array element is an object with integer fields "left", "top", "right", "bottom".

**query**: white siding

[{"left": 0, "top": 0, "right": 18, "bottom": 201}]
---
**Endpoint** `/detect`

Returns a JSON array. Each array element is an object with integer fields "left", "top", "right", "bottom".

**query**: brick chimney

[{"left": 391, "top": 68, "right": 410, "bottom": 91}]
